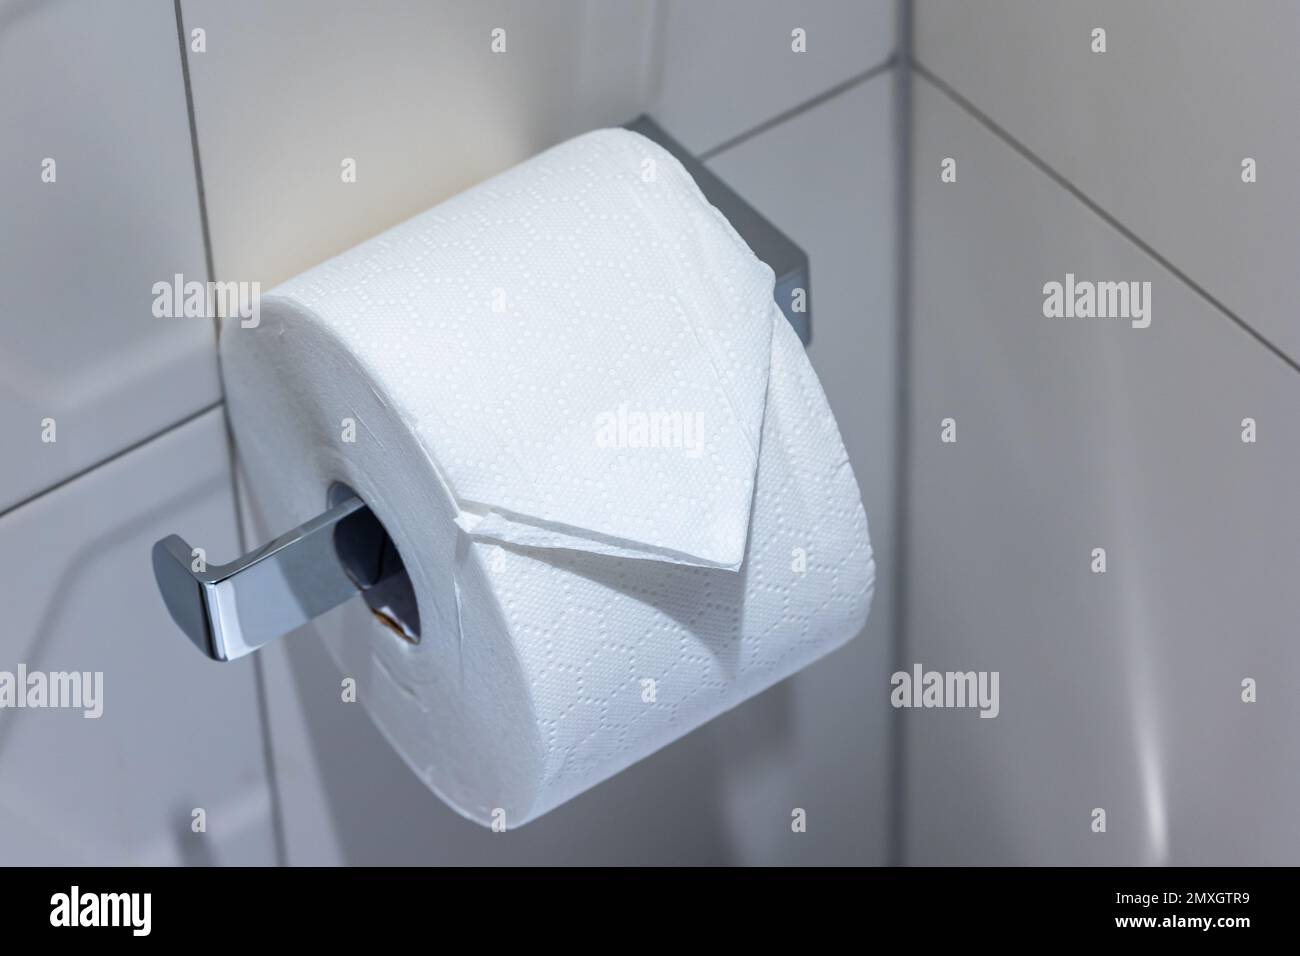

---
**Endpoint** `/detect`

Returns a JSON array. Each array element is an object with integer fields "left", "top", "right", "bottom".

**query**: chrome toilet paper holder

[
  {"left": 153, "top": 489, "right": 420, "bottom": 662},
  {"left": 152, "top": 114, "right": 812, "bottom": 662}
]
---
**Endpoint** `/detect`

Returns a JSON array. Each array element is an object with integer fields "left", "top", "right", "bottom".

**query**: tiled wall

[
  {"left": 0, "top": 0, "right": 219, "bottom": 511},
  {"left": 0, "top": 0, "right": 273, "bottom": 865},
  {"left": 905, "top": 0, "right": 1300, "bottom": 864},
  {"left": 0, "top": 410, "right": 275, "bottom": 864},
  {"left": 654, "top": 0, "right": 895, "bottom": 154},
  {"left": 914, "top": 0, "right": 1299, "bottom": 365},
  {"left": 180, "top": 0, "right": 658, "bottom": 290}
]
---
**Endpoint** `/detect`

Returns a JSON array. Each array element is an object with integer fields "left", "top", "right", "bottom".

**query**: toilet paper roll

[{"left": 221, "top": 128, "right": 873, "bottom": 826}]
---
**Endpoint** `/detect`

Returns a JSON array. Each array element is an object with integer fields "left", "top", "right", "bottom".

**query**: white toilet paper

[{"left": 221, "top": 128, "right": 873, "bottom": 826}]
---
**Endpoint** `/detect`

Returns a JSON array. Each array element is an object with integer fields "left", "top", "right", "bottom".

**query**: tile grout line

[
  {"left": 0, "top": 401, "right": 224, "bottom": 521},
  {"left": 173, "top": 0, "right": 289, "bottom": 869},
  {"left": 173, "top": 0, "right": 216, "bottom": 286},
  {"left": 700, "top": 55, "right": 897, "bottom": 162},
  {"left": 913, "top": 61, "right": 1300, "bottom": 378}
]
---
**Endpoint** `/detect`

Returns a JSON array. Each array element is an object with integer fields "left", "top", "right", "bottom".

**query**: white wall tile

[
  {"left": 0, "top": 409, "right": 275, "bottom": 865},
  {"left": 181, "top": 0, "right": 656, "bottom": 288},
  {"left": 654, "top": 0, "right": 895, "bottom": 154},
  {"left": 0, "top": 0, "right": 220, "bottom": 511},
  {"left": 905, "top": 78, "right": 1300, "bottom": 864},
  {"left": 914, "top": 0, "right": 1300, "bottom": 365}
]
